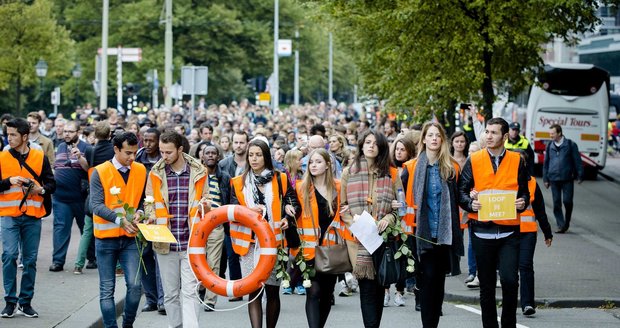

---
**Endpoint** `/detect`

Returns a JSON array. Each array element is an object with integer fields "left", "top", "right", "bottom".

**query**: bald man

[{"left": 300, "top": 135, "right": 342, "bottom": 178}]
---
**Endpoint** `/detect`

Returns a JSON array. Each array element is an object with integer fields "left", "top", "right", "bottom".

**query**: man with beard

[
  {"left": 218, "top": 131, "right": 248, "bottom": 179},
  {"left": 144, "top": 131, "right": 210, "bottom": 328},
  {"left": 26, "top": 112, "right": 55, "bottom": 165},
  {"left": 49, "top": 121, "right": 92, "bottom": 272},
  {"left": 134, "top": 127, "right": 165, "bottom": 314},
  {"left": 200, "top": 144, "right": 229, "bottom": 308}
]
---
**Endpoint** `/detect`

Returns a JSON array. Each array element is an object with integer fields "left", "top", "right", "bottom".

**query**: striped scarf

[{"left": 346, "top": 158, "right": 394, "bottom": 280}]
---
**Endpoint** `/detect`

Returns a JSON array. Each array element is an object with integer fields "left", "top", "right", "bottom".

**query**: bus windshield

[{"left": 538, "top": 65, "right": 610, "bottom": 97}]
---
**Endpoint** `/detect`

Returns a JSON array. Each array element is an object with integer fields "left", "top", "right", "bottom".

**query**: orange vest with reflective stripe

[
  {"left": 93, "top": 161, "right": 147, "bottom": 238},
  {"left": 403, "top": 158, "right": 460, "bottom": 233},
  {"left": 469, "top": 150, "right": 521, "bottom": 226},
  {"left": 519, "top": 178, "right": 537, "bottom": 233},
  {"left": 292, "top": 180, "right": 354, "bottom": 260},
  {"left": 0, "top": 149, "right": 46, "bottom": 218},
  {"left": 149, "top": 170, "right": 206, "bottom": 228},
  {"left": 230, "top": 172, "right": 286, "bottom": 256}
]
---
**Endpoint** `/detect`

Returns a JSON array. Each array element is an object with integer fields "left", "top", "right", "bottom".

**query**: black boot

[{"left": 414, "top": 286, "right": 421, "bottom": 311}]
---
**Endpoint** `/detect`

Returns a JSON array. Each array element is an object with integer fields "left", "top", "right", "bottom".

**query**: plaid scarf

[{"left": 346, "top": 158, "right": 394, "bottom": 279}]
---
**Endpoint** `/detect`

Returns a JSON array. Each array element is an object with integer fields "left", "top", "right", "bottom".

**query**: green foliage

[
  {"left": 0, "top": 0, "right": 74, "bottom": 114},
  {"left": 309, "top": 0, "right": 608, "bottom": 120}
]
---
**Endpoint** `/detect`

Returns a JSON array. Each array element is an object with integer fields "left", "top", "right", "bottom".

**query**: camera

[{"left": 23, "top": 179, "right": 34, "bottom": 189}]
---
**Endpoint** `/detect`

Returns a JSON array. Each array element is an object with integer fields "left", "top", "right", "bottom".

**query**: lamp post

[
  {"left": 72, "top": 64, "right": 82, "bottom": 108},
  {"left": 35, "top": 59, "right": 48, "bottom": 108}
]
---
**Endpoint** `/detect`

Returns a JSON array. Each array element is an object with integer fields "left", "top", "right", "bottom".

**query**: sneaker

[
  {"left": 466, "top": 276, "right": 480, "bottom": 288},
  {"left": 1, "top": 303, "right": 16, "bottom": 318},
  {"left": 73, "top": 267, "right": 83, "bottom": 275},
  {"left": 345, "top": 272, "right": 359, "bottom": 293},
  {"left": 86, "top": 260, "right": 98, "bottom": 269},
  {"left": 394, "top": 292, "right": 406, "bottom": 307},
  {"left": 294, "top": 285, "right": 306, "bottom": 295},
  {"left": 464, "top": 274, "right": 476, "bottom": 284},
  {"left": 115, "top": 268, "right": 124, "bottom": 277},
  {"left": 523, "top": 306, "right": 536, "bottom": 316},
  {"left": 282, "top": 287, "right": 292, "bottom": 295},
  {"left": 18, "top": 304, "right": 38, "bottom": 318},
  {"left": 204, "top": 304, "right": 215, "bottom": 312},
  {"left": 18, "top": 263, "right": 24, "bottom": 269},
  {"left": 338, "top": 284, "right": 352, "bottom": 297},
  {"left": 496, "top": 279, "right": 502, "bottom": 288},
  {"left": 383, "top": 292, "right": 390, "bottom": 307}
]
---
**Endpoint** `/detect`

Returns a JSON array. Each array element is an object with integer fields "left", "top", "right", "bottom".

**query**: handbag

[
  {"left": 377, "top": 241, "right": 401, "bottom": 286},
  {"left": 310, "top": 204, "right": 352, "bottom": 274}
]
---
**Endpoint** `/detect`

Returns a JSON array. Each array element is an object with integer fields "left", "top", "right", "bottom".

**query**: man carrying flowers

[
  {"left": 144, "top": 130, "right": 210, "bottom": 328},
  {"left": 90, "top": 132, "right": 147, "bottom": 328}
]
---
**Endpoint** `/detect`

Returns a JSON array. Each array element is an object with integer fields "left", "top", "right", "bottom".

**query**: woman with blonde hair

[
  {"left": 294, "top": 148, "right": 352, "bottom": 327},
  {"left": 284, "top": 149, "right": 303, "bottom": 188},
  {"left": 328, "top": 133, "right": 350, "bottom": 168},
  {"left": 340, "top": 129, "right": 399, "bottom": 328},
  {"left": 406, "top": 122, "right": 464, "bottom": 327}
]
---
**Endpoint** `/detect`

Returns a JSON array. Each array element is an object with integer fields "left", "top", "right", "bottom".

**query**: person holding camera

[
  {"left": 1, "top": 118, "right": 56, "bottom": 319},
  {"left": 50, "top": 120, "right": 91, "bottom": 272}
]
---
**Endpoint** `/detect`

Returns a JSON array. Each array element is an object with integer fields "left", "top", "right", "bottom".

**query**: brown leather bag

[{"left": 314, "top": 226, "right": 352, "bottom": 274}]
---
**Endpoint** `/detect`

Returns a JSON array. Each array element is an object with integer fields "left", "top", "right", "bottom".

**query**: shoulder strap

[{"left": 12, "top": 151, "right": 42, "bottom": 183}]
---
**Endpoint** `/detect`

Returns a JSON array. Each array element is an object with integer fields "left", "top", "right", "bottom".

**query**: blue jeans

[
  {"left": 468, "top": 228, "right": 477, "bottom": 276},
  {"left": 550, "top": 180, "right": 574, "bottom": 230},
  {"left": 519, "top": 232, "right": 537, "bottom": 310},
  {"left": 96, "top": 237, "right": 142, "bottom": 328},
  {"left": 52, "top": 199, "right": 85, "bottom": 266},
  {"left": 1, "top": 215, "right": 42, "bottom": 305}
]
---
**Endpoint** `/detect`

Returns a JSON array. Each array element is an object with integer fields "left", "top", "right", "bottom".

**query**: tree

[
  {"left": 52, "top": 0, "right": 358, "bottom": 107},
  {"left": 311, "top": 0, "right": 607, "bottom": 120},
  {"left": 0, "top": 0, "right": 74, "bottom": 115}
]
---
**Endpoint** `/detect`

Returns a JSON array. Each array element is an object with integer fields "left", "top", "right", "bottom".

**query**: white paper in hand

[{"left": 349, "top": 210, "right": 383, "bottom": 254}]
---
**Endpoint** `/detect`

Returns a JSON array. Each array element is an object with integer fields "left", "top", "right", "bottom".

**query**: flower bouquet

[
  {"left": 380, "top": 222, "right": 415, "bottom": 273},
  {"left": 110, "top": 186, "right": 152, "bottom": 283}
]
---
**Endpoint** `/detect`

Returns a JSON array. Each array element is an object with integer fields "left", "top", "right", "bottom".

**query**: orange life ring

[{"left": 188, "top": 205, "right": 277, "bottom": 297}]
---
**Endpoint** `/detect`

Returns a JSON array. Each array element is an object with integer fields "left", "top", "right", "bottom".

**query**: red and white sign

[{"left": 98, "top": 48, "right": 142, "bottom": 62}]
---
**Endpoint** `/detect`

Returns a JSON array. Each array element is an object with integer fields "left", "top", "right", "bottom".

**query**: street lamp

[
  {"left": 35, "top": 59, "right": 48, "bottom": 108},
  {"left": 72, "top": 64, "right": 82, "bottom": 108}
]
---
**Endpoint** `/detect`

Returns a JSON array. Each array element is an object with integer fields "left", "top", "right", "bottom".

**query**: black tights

[
  {"left": 248, "top": 285, "right": 281, "bottom": 328},
  {"left": 305, "top": 273, "right": 338, "bottom": 328}
]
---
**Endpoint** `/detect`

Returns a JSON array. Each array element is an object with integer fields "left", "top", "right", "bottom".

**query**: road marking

[{"left": 454, "top": 304, "right": 530, "bottom": 328}]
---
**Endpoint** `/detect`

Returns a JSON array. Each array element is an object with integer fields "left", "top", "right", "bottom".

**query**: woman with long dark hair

[
  {"left": 230, "top": 137, "right": 301, "bottom": 328},
  {"left": 340, "top": 129, "right": 398, "bottom": 328},
  {"left": 408, "top": 122, "right": 464, "bottom": 327}
]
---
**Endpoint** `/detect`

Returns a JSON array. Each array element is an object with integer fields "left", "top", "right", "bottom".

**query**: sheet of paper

[
  {"left": 137, "top": 224, "right": 178, "bottom": 243},
  {"left": 478, "top": 191, "right": 517, "bottom": 221},
  {"left": 348, "top": 210, "right": 383, "bottom": 254}
]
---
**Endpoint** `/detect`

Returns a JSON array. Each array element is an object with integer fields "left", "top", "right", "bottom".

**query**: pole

[
  {"left": 117, "top": 46, "right": 123, "bottom": 113},
  {"left": 328, "top": 32, "right": 333, "bottom": 104},
  {"left": 190, "top": 67, "right": 195, "bottom": 132},
  {"left": 153, "top": 69, "right": 159, "bottom": 109},
  {"left": 39, "top": 78, "right": 43, "bottom": 109},
  {"left": 164, "top": 0, "right": 173, "bottom": 108},
  {"left": 294, "top": 30, "right": 299, "bottom": 106},
  {"left": 272, "top": 0, "right": 279, "bottom": 112},
  {"left": 100, "top": 0, "right": 109, "bottom": 111}
]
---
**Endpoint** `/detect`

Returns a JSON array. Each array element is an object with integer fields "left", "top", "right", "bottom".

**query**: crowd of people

[{"left": 0, "top": 98, "right": 585, "bottom": 328}]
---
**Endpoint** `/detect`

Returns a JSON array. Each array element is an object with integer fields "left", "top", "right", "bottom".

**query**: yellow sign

[
  {"left": 478, "top": 192, "right": 517, "bottom": 221},
  {"left": 258, "top": 92, "right": 271, "bottom": 101},
  {"left": 137, "top": 224, "right": 178, "bottom": 243}
]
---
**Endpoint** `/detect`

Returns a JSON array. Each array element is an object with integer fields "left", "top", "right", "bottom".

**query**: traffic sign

[
  {"left": 98, "top": 47, "right": 142, "bottom": 62},
  {"left": 278, "top": 39, "right": 292, "bottom": 57}
]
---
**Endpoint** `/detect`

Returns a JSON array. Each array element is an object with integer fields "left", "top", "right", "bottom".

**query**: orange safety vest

[
  {"left": 389, "top": 166, "right": 399, "bottom": 184},
  {"left": 93, "top": 161, "right": 147, "bottom": 238},
  {"left": 292, "top": 180, "right": 354, "bottom": 260},
  {"left": 230, "top": 172, "right": 286, "bottom": 256},
  {"left": 519, "top": 177, "right": 537, "bottom": 233},
  {"left": 468, "top": 150, "right": 521, "bottom": 226},
  {"left": 403, "top": 158, "right": 460, "bottom": 234},
  {"left": 0, "top": 149, "right": 46, "bottom": 218},
  {"left": 149, "top": 170, "right": 206, "bottom": 228}
]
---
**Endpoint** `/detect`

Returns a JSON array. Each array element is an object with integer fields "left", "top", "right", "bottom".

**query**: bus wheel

[{"left": 583, "top": 166, "right": 599, "bottom": 180}]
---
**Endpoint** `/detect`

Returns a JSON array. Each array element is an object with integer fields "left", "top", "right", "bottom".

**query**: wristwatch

[{"left": 40, "top": 188, "right": 46, "bottom": 195}]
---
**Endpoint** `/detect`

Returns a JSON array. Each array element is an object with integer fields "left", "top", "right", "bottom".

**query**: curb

[{"left": 444, "top": 291, "right": 619, "bottom": 309}]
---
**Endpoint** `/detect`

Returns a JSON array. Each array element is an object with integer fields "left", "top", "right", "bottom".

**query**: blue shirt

[{"left": 425, "top": 163, "right": 442, "bottom": 238}]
